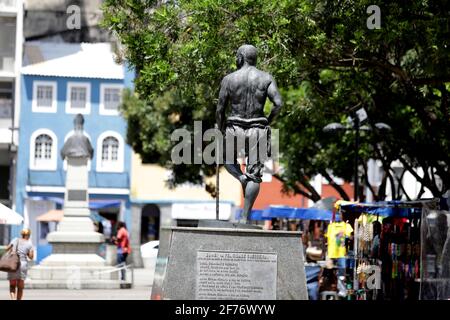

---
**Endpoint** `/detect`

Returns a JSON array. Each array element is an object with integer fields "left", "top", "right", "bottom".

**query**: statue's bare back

[{"left": 224, "top": 66, "right": 273, "bottom": 120}]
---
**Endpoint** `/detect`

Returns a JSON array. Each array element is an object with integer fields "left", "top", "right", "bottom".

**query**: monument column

[
  {"left": 28, "top": 114, "right": 121, "bottom": 289},
  {"left": 47, "top": 114, "right": 103, "bottom": 249}
]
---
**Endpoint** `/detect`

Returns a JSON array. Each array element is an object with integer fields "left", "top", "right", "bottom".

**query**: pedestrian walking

[
  {"left": 113, "top": 221, "right": 131, "bottom": 281},
  {"left": 5, "top": 228, "right": 34, "bottom": 300}
]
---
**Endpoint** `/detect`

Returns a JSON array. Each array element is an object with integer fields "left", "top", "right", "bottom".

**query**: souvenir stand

[{"left": 337, "top": 199, "right": 444, "bottom": 300}]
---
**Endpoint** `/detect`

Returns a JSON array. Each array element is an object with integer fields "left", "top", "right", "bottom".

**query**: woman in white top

[{"left": 5, "top": 228, "right": 34, "bottom": 300}]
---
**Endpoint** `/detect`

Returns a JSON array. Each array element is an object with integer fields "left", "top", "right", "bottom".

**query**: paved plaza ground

[{"left": 0, "top": 268, "right": 154, "bottom": 300}]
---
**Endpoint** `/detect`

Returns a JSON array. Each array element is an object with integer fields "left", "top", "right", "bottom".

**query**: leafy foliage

[{"left": 103, "top": 0, "right": 450, "bottom": 200}]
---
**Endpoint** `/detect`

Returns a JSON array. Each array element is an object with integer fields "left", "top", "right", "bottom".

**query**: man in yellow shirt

[{"left": 326, "top": 221, "right": 353, "bottom": 298}]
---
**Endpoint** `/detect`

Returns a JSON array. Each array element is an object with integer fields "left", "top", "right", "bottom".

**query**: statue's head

[
  {"left": 74, "top": 114, "right": 84, "bottom": 132},
  {"left": 236, "top": 44, "right": 257, "bottom": 68}
]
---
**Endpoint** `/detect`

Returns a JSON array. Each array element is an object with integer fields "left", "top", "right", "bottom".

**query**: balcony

[
  {"left": 0, "top": 0, "right": 17, "bottom": 15},
  {"left": 27, "top": 170, "right": 130, "bottom": 190}
]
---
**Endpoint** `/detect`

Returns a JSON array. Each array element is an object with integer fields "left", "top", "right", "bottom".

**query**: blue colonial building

[{"left": 14, "top": 42, "right": 134, "bottom": 261}]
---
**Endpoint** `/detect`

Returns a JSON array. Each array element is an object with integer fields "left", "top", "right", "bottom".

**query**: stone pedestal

[
  {"left": 27, "top": 157, "right": 121, "bottom": 289},
  {"left": 151, "top": 226, "right": 308, "bottom": 300}
]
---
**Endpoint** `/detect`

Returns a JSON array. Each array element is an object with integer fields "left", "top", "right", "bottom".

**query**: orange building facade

[{"left": 241, "top": 175, "right": 354, "bottom": 210}]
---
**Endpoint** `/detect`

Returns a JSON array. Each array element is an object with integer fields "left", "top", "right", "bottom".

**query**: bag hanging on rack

[{"left": 0, "top": 239, "right": 20, "bottom": 272}]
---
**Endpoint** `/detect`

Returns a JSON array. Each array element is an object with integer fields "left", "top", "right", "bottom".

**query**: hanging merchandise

[
  {"left": 326, "top": 221, "right": 353, "bottom": 259},
  {"left": 336, "top": 199, "right": 440, "bottom": 301}
]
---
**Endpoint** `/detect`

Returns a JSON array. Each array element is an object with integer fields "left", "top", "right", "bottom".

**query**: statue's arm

[
  {"left": 60, "top": 146, "right": 66, "bottom": 160},
  {"left": 216, "top": 77, "right": 229, "bottom": 132},
  {"left": 267, "top": 77, "right": 283, "bottom": 124},
  {"left": 88, "top": 141, "right": 94, "bottom": 159}
]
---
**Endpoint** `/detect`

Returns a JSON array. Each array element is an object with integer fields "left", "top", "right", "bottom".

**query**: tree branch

[
  {"left": 387, "top": 169, "right": 397, "bottom": 200},
  {"left": 361, "top": 160, "right": 379, "bottom": 201},
  {"left": 320, "top": 170, "right": 350, "bottom": 201},
  {"left": 396, "top": 167, "right": 412, "bottom": 201},
  {"left": 377, "top": 173, "right": 388, "bottom": 201},
  {"left": 417, "top": 183, "right": 426, "bottom": 199},
  {"left": 273, "top": 173, "right": 318, "bottom": 201},
  {"left": 398, "top": 157, "right": 429, "bottom": 189},
  {"left": 297, "top": 174, "right": 322, "bottom": 201}
]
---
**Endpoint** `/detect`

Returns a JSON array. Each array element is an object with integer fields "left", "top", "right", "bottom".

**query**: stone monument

[
  {"left": 151, "top": 46, "right": 307, "bottom": 300},
  {"left": 28, "top": 114, "right": 121, "bottom": 289}
]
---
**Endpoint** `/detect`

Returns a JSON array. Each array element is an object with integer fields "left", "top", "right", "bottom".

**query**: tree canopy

[{"left": 102, "top": 0, "right": 450, "bottom": 201}]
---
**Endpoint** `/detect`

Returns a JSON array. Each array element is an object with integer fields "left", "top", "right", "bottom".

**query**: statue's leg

[
  {"left": 241, "top": 126, "right": 267, "bottom": 223},
  {"left": 224, "top": 164, "right": 247, "bottom": 186},
  {"left": 242, "top": 180, "right": 260, "bottom": 223},
  {"left": 224, "top": 125, "right": 248, "bottom": 188},
  {"left": 241, "top": 162, "right": 263, "bottom": 223}
]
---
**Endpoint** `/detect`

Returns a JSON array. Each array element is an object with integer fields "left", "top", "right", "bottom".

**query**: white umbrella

[{"left": 0, "top": 203, "right": 23, "bottom": 225}]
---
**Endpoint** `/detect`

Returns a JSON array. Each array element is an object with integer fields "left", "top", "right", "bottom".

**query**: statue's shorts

[{"left": 224, "top": 118, "right": 271, "bottom": 183}]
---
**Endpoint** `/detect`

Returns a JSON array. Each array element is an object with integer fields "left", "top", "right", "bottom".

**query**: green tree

[{"left": 102, "top": 0, "right": 450, "bottom": 201}]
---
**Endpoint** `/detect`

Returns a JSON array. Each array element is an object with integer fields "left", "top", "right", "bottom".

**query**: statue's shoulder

[
  {"left": 256, "top": 68, "right": 273, "bottom": 80},
  {"left": 222, "top": 72, "right": 235, "bottom": 81}
]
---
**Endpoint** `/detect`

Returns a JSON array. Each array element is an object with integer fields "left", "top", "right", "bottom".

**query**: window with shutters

[
  {"left": 99, "top": 84, "right": 123, "bottom": 115},
  {"left": 66, "top": 82, "right": 90, "bottom": 114},
  {"left": 32, "top": 81, "right": 57, "bottom": 112}
]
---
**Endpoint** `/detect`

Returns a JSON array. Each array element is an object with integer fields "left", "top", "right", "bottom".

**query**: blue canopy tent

[
  {"left": 338, "top": 200, "right": 426, "bottom": 218},
  {"left": 235, "top": 205, "right": 340, "bottom": 221}
]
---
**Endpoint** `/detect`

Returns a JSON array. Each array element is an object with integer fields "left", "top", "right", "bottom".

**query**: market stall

[{"left": 336, "top": 198, "right": 449, "bottom": 300}]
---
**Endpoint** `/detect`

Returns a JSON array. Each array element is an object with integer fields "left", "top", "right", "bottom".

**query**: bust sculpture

[
  {"left": 61, "top": 114, "right": 94, "bottom": 160},
  {"left": 216, "top": 45, "right": 283, "bottom": 223}
]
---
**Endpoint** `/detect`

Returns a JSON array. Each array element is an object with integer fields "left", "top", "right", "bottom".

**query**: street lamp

[{"left": 323, "top": 110, "right": 391, "bottom": 202}]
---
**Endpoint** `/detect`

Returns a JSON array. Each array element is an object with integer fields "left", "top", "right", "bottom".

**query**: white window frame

[
  {"left": 99, "top": 84, "right": 123, "bottom": 116},
  {"left": 65, "top": 82, "right": 91, "bottom": 114},
  {"left": 29, "top": 129, "right": 58, "bottom": 171},
  {"left": 96, "top": 131, "right": 124, "bottom": 173},
  {"left": 63, "top": 130, "right": 92, "bottom": 171},
  {"left": 32, "top": 81, "right": 57, "bottom": 113}
]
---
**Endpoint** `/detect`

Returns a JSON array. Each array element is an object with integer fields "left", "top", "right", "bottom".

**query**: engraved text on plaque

[{"left": 196, "top": 250, "right": 277, "bottom": 300}]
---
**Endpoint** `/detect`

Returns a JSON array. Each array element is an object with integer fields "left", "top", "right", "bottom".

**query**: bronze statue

[
  {"left": 61, "top": 114, "right": 94, "bottom": 160},
  {"left": 216, "top": 45, "right": 283, "bottom": 223}
]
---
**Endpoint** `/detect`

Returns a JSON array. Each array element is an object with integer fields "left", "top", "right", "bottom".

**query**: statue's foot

[
  {"left": 244, "top": 172, "right": 262, "bottom": 184},
  {"left": 238, "top": 217, "right": 249, "bottom": 224}
]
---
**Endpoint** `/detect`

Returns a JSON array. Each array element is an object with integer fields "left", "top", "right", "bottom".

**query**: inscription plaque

[
  {"left": 68, "top": 190, "right": 87, "bottom": 201},
  {"left": 196, "top": 250, "right": 277, "bottom": 300}
]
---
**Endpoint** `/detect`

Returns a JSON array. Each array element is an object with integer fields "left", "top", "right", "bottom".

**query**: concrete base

[
  {"left": 38, "top": 253, "right": 107, "bottom": 267},
  {"left": 198, "top": 219, "right": 262, "bottom": 229},
  {"left": 47, "top": 231, "right": 104, "bottom": 243},
  {"left": 29, "top": 220, "right": 118, "bottom": 288},
  {"left": 27, "top": 258, "right": 123, "bottom": 289},
  {"left": 25, "top": 280, "right": 124, "bottom": 290},
  {"left": 151, "top": 226, "right": 308, "bottom": 300}
]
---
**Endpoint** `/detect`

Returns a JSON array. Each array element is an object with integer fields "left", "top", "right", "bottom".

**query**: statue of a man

[
  {"left": 216, "top": 45, "right": 283, "bottom": 223},
  {"left": 61, "top": 114, "right": 94, "bottom": 160}
]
